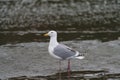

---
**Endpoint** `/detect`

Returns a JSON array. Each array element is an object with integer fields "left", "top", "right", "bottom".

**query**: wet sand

[{"left": 0, "top": 40, "right": 120, "bottom": 79}]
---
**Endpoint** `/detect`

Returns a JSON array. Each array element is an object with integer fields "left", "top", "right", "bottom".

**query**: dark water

[{"left": 0, "top": 30, "right": 120, "bottom": 45}]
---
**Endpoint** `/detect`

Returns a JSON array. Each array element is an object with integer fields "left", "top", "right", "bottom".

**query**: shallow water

[
  {"left": 0, "top": 0, "right": 120, "bottom": 80},
  {"left": 0, "top": 40, "right": 120, "bottom": 80}
]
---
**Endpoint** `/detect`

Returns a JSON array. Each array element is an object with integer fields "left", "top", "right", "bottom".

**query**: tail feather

[
  {"left": 75, "top": 56, "right": 85, "bottom": 59},
  {"left": 75, "top": 51, "right": 85, "bottom": 59}
]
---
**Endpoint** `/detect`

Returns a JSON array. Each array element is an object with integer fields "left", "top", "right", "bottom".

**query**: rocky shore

[{"left": 0, "top": 0, "right": 120, "bottom": 31}]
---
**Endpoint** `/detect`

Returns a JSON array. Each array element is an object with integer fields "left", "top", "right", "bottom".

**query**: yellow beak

[{"left": 44, "top": 33, "right": 49, "bottom": 36}]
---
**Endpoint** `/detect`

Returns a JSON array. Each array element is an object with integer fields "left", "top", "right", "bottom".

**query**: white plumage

[{"left": 44, "top": 30, "right": 84, "bottom": 60}]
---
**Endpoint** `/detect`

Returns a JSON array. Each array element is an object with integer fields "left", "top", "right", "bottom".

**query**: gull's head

[{"left": 44, "top": 31, "right": 57, "bottom": 37}]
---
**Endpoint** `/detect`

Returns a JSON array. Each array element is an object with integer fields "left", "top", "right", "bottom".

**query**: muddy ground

[{"left": 0, "top": 40, "right": 120, "bottom": 80}]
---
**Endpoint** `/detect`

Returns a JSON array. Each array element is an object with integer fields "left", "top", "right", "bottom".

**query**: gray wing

[{"left": 53, "top": 44, "right": 77, "bottom": 60}]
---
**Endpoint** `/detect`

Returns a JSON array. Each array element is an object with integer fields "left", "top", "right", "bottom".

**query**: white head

[{"left": 44, "top": 30, "right": 57, "bottom": 37}]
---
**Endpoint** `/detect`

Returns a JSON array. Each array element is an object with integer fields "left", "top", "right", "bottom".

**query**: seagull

[{"left": 44, "top": 30, "right": 84, "bottom": 79}]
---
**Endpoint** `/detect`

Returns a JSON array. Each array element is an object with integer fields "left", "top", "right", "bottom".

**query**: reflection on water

[{"left": 0, "top": 30, "right": 120, "bottom": 45}]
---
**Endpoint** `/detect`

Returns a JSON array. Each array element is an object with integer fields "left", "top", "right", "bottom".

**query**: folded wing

[{"left": 53, "top": 44, "right": 77, "bottom": 60}]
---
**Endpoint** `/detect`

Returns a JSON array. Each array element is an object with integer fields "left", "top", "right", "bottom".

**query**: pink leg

[
  {"left": 59, "top": 60, "right": 61, "bottom": 80},
  {"left": 67, "top": 59, "right": 71, "bottom": 80}
]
